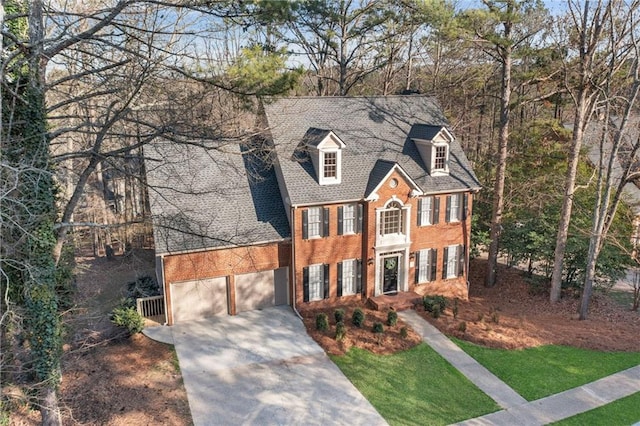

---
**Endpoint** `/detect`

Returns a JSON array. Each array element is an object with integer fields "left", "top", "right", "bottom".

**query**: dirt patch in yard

[
  {"left": 418, "top": 259, "right": 640, "bottom": 352},
  {"left": 300, "top": 302, "right": 423, "bottom": 356},
  {"left": 8, "top": 250, "right": 193, "bottom": 426}
]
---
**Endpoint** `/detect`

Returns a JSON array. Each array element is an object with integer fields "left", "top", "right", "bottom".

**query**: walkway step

[
  {"left": 456, "top": 365, "right": 640, "bottom": 426},
  {"left": 399, "top": 310, "right": 527, "bottom": 410}
]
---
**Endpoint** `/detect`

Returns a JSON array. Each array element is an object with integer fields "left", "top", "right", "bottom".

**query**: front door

[{"left": 383, "top": 256, "right": 399, "bottom": 293}]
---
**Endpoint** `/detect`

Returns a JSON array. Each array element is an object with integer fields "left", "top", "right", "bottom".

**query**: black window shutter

[
  {"left": 433, "top": 197, "right": 440, "bottom": 224},
  {"left": 442, "top": 247, "right": 449, "bottom": 279},
  {"left": 445, "top": 195, "right": 451, "bottom": 223},
  {"left": 337, "top": 262, "right": 343, "bottom": 297},
  {"left": 458, "top": 245, "right": 465, "bottom": 277},
  {"left": 323, "top": 264, "right": 330, "bottom": 299},
  {"left": 430, "top": 249, "right": 438, "bottom": 282},
  {"left": 356, "top": 259, "right": 362, "bottom": 293},
  {"left": 303, "top": 266, "right": 309, "bottom": 302},
  {"left": 338, "top": 206, "right": 344, "bottom": 235},
  {"left": 462, "top": 193, "right": 469, "bottom": 220},
  {"left": 357, "top": 204, "right": 364, "bottom": 233},
  {"left": 302, "top": 209, "right": 309, "bottom": 240},
  {"left": 323, "top": 207, "right": 330, "bottom": 237},
  {"left": 417, "top": 198, "right": 424, "bottom": 226},
  {"left": 415, "top": 250, "right": 421, "bottom": 283}
]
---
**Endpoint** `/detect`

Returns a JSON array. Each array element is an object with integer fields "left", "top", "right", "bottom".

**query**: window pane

[
  {"left": 343, "top": 204, "right": 355, "bottom": 234},
  {"left": 309, "top": 264, "right": 323, "bottom": 301},
  {"left": 324, "top": 152, "right": 337, "bottom": 178},
  {"left": 420, "top": 197, "right": 432, "bottom": 226},
  {"left": 342, "top": 259, "right": 356, "bottom": 295},
  {"left": 381, "top": 202, "right": 403, "bottom": 235},
  {"left": 449, "top": 194, "right": 460, "bottom": 222},
  {"left": 435, "top": 145, "right": 447, "bottom": 170},
  {"left": 418, "top": 249, "right": 431, "bottom": 283},
  {"left": 308, "top": 207, "right": 321, "bottom": 237},
  {"left": 446, "top": 245, "right": 458, "bottom": 279}
]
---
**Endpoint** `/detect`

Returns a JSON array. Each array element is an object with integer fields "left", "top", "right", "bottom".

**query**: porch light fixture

[{"left": 367, "top": 257, "right": 374, "bottom": 265}]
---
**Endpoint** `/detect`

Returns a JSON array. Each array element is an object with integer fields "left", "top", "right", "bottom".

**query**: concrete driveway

[{"left": 167, "top": 306, "right": 386, "bottom": 426}]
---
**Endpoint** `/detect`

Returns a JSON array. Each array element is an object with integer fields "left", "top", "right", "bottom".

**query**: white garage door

[
  {"left": 170, "top": 277, "right": 228, "bottom": 323},
  {"left": 235, "top": 268, "right": 288, "bottom": 313}
]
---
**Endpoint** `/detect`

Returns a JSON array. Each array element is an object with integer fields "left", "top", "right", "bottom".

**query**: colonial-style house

[{"left": 145, "top": 96, "right": 481, "bottom": 324}]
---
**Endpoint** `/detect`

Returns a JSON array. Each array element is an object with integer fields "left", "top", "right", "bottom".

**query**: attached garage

[
  {"left": 170, "top": 277, "right": 228, "bottom": 323},
  {"left": 235, "top": 267, "right": 289, "bottom": 313}
]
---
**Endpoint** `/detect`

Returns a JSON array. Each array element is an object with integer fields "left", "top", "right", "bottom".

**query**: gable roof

[
  {"left": 364, "top": 160, "right": 423, "bottom": 200},
  {"left": 145, "top": 141, "right": 290, "bottom": 255},
  {"left": 264, "top": 96, "right": 481, "bottom": 206}
]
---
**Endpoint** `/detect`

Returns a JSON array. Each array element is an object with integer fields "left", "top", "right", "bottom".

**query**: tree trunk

[
  {"left": 550, "top": 100, "right": 588, "bottom": 301},
  {"left": 486, "top": 25, "right": 512, "bottom": 287},
  {"left": 41, "top": 383, "right": 62, "bottom": 426}
]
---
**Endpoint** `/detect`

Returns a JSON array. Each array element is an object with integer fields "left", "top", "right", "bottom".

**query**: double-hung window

[
  {"left": 303, "top": 207, "right": 329, "bottom": 239},
  {"left": 434, "top": 145, "right": 447, "bottom": 170},
  {"left": 337, "top": 259, "right": 362, "bottom": 296},
  {"left": 303, "top": 264, "right": 329, "bottom": 301},
  {"left": 418, "top": 196, "right": 440, "bottom": 226},
  {"left": 446, "top": 193, "right": 468, "bottom": 223},
  {"left": 323, "top": 151, "right": 337, "bottom": 179},
  {"left": 442, "top": 244, "right": 465, "bottom": 279},
  {"left": 338, "top": 203, "right": 362, "bottom": 235},
  {"left": 416, "top": 248, "right": 437, "bottom": 283}
]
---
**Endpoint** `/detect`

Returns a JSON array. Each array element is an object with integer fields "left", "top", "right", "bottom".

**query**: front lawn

[
  {"left": 551, "top": 391, "right": 640, "bottom": 425},
  {"left": 454, "top": 339, "right": 640, "bottom": 401},
  {"left": 331, "top": 343, "right": 499, "bottom": 425}
]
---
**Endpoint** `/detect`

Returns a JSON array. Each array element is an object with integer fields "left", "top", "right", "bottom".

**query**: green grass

[
  {"left": 454, "top": 339, "right": 640, "bottom": 401},
  {"left": 551, "top": 391, "right": 640, "bottom": 425},
  {"left": 330, "top": 344, "right": 499, "bottom": 425}
]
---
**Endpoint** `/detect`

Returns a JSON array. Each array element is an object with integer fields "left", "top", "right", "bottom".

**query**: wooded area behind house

[{"left": 2, "top": 0, "right": 640, "bottom": 424}]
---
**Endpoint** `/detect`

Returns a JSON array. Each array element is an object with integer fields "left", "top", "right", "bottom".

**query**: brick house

[{"left": 146, "top": 96, "right": 481, "bottom": 324}]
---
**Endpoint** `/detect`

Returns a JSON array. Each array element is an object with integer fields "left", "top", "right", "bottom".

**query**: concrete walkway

[
  {"left": 399, "top": 310, "right": 640, "bottom": 426},
  {"left": 145, "top": 307, "right": 385, "bottom": 426}
]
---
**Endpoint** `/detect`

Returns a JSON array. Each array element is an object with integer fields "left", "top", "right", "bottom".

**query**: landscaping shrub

[
  {"left": 335, "top": 321, "right": 346, "bottom": 341},
  {"left": 400, "top": 326, "right": 408, "bottom": 339},
  {"left": 457, "top": 321, "right": 467, "bottom": 333},
  {"left": 111, "top": 304, "right": 145, "bottom": 334},
  {"left": 352, "top": 308, "right": 365, "bottom": 328},
  {"left": 387, "top": 309, "right": 398, "bottom": 326},
  {"left": 315, "top": 313, "right": 329, "bottom": 331},
  {"left": 127, "top": 275, "right": 161, "bottom": 299},
  {"left": 372, "top": 322, "right": 384, "bottom": 334},
  {"left": 431, "top": 304, "right": 441, "bottom": 318},
  {"left": 334, "top": 308, "right": 345, "bottom": 323},
  {"left": 452, "top": 298, "right": 459, "bottom": 319},
  {"left": 423, "top": 295, "right": 447, "bottom": 314}
]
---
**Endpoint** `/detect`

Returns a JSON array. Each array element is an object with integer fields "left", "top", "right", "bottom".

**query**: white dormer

[
  {"left": 410, "top": 125, "right": 454, "bottom": 176},
  {"left": 305, "top": 128, "right": 346, "bottom": 185}
]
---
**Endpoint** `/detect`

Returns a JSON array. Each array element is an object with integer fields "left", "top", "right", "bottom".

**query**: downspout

[
  {"left": 160, "top": 254, "right": 169, "bottom": 326},
  {"left": 291, "top": 205, "right": 303, "bottom": 320}
]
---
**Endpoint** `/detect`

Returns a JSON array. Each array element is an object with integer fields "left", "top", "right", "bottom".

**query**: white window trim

[
  {"left": 431, "top": 142, "right": 449, "bottom": 176},
  {"left": 319, "top": 149, "right": 341, "bottom": 185},
  {"left": 307, "top": 206, "right": 322, "bottom": 238},
  {"left": 376, "top": 199, "right": 411, "bottom": 247},
  {"left": 417, "top": 248, "right": 433, "bottom": 283},
  {"left": 419, "top": 196, "right": 433, "bottom": 226},
  {"left": 308, "top": 264, "right": 324, "bottom": 301},
  {"left": 341, "top": 259, "right": 357, "bottom": 295},
  {"left": 342, "top": 203, "right": 356, "bottom": 235},
  {"left": 448, "top": 193, "right": 461, "bottom": 223},
  {"left": 446, "top": 245, "right": 458, "bottom": 279}
]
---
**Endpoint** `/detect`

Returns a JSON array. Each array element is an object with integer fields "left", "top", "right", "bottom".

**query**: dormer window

[
  {"left": 302, "top": 128, "right": 345, "bottom": 185},
  {"left": 409, "top": 124, "right": 454, "bottom": 176},
  {"left": 434, "top": 145, "right": 447, "bottom": 171},
  {"left": 323, "top": 151, "right": 337, "bottom": 179}
]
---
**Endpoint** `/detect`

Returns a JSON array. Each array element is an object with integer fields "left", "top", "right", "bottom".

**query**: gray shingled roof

[
  {"left": 145, "top": 141, "right": 290, "bottom": 255},
  {"left": 264, "top": 96, "right": 481, "bottom": 206}
]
